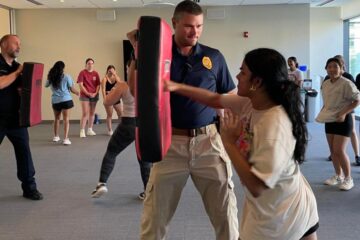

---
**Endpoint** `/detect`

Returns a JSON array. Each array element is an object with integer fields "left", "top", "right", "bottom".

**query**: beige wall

[
  {"left": 0, "top": 8, "right": 10, "bottom": 37},
  {"left": 13, "top": 4, "right": 336, "bottom": 121}
]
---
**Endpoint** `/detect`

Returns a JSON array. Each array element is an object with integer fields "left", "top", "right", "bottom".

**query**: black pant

[
  {"left": 0, "top": 127, "right": 37, "bottom": 193},
  {"left": 99, "top": 117, "right": 152, "bottom": 190}
]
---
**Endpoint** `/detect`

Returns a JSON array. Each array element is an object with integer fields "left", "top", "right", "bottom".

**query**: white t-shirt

[
  {"left": 288, "top": 69, "right": 303, "bottom": 82},
  {"left": 224, "top": 97, "right": 319, "bottom": 240},
  {"left": 316, "top": 76, "right": 360, "bottom": 123},
  {"left": 122, "top": 88, "right": 135, "bottom": 118}
]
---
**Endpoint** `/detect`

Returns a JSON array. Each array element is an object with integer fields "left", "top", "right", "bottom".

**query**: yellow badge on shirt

[{"left": 202, "top": 56, "right": 212, "bottom": 70}]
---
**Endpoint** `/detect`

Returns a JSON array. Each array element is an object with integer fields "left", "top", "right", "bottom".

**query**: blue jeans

[
  {"left": 0, "top": 127, "right": 37, "bottom": 193},
  {"left": 99, "top": 117, "right": 152, "bottom": 190}
]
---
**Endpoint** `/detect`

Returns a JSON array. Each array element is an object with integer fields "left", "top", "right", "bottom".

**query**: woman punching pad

[{"left": 135, "top": 16, "right": 172, "bottom": 163}]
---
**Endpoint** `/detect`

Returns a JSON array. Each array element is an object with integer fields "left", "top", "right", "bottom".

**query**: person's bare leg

[{"left": 62, "top": 109, "right": 70, "bottom": 139}]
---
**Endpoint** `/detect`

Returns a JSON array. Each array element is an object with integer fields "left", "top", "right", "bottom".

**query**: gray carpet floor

[{"left": 0, "top": 121, "right": 360, "bottom": 240}]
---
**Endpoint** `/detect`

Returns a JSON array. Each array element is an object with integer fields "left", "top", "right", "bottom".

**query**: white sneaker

[
  {"left": 339, "top": 177, "right": 354, "bottom": 191},
  {"left": 87, "top": 128, "right": 96, "bottom": 136},
  {"left": 108, "top": 130, "right": 113, "bottom": 136},
  {"left": 324, "top": 175, "right": 344, "bottom": 186},
  {"left": 91, "top": 183, "right": 108, "bottom": 198},
  {"left": 52, "top": 136, "right": 60, "bottom": 142},
  {"left": 63, "top": 138, "right": 71, "bottom": 145},
  {"left": 80, "top": 129, "right": 86, "bottom": 138}
]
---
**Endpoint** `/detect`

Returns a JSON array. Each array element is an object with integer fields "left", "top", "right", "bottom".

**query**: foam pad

[
  {"left": 19, "top": 62, "right": 44, "bottom": 127},
  {"left": 135, "top": 16, "right": 172, "bottom": 163}
]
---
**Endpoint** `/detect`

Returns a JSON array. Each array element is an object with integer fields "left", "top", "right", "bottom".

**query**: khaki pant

[{"left": 140, "top": 124, "right": 239, "bottom": 240}]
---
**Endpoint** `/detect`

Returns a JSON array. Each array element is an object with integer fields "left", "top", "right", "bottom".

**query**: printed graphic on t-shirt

[
  {"left": 288, "top": 73, "right": 296, "bottom": 81},
  {"left": 235, "top": 116, "right": 253, "bottom": 160}
]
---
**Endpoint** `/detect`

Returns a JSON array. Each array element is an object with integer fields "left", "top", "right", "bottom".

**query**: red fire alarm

[{"left": 243, "top": 31, "right": 249, "bottom": 38}]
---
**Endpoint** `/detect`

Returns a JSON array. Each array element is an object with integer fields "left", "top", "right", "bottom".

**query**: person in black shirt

[
  {"left": 355, "top": 72, "right": 360, "bottom": 166},
  {"left": 0, "top": 34, "right": 43, "bottom": 200}
]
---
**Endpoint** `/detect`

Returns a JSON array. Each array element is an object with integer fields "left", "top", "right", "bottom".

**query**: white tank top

[{"left": 122, "top": 87, "right": 135, "bottom": 117}]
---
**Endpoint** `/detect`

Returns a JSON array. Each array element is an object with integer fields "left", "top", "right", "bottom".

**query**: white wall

[
  {"left": 310, "top": 7, "right": 343, "bottom": 79},
  {"left": 341, "top": 0, "right": 360, "bottom": 19},
  {"left": 309, "top": 7, "right": 343, "bottom": 116},
  {"left": 13, "top": 4, "right": 339, "bottom": 121}
]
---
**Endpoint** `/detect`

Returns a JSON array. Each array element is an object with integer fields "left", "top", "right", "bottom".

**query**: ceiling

[{"left": 0, "top": 0, "right": 352, "bottom": 9}]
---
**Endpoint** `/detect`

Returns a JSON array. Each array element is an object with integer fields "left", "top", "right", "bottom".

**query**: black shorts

[
  {"left": 325, "top": 113, "right": 352, "bottom": 137},
  {"left": 301, "top": 222, "right": 319, "bottom": 239},
  {"left": 52, "top": 100, "right": 74, "bottom": 111}
]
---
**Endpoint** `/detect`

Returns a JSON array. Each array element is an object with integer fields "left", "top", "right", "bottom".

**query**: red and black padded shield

[
  {"left": 19, "top": 62, "right": 44, "bottom": 127},
  {"left": 135, "top": 16, "right": 172, "bottom": 163}
]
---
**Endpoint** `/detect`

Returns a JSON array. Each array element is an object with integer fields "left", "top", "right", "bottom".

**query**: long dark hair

[
  {"left": 47, "top": 61, "right": 65, "bottom": 89},
  {"left": 244, "top": 48, "right": 307, "bottom": 164},
  {"left": 106, "top": 65, "right": 115, "bottom": 73},
  {"left": 288, "top": 56, "right": 299, "bottom": 68}
]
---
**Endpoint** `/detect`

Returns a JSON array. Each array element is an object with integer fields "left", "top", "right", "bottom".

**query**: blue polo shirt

[{"left": 170, "top": 40, "right": 235, "bottom": 129}]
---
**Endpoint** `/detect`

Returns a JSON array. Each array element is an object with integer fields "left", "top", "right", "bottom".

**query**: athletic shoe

[
  {"left": 108, "top": 130, "right": 113, "bottom": 136},
  {"left": 23, "top": 189, "right": 43, "bottom": 200},
  {"left": 138, "top": 192, "right": 146, "bottom": 200},
  {"left": 324, "top": 175, "right": 344, "bottom": 186},
  {"left": 355, "top": 156, "right": 360, "bottom": 166},
  {"left": 52, "top": 136, "right": 60, "bottom": 142},
  {"left": 80, "top": 129, "right": 86, "bottom": 138},
  {"left": 87, "top": 128, "right": 96, "bottom": 136},
  {"left": 63, "top": 138, "right": 71, "bottom": 145},
  {"left": 91, "top": 183, "right": 108, "bottom": 198},
  {"left": 339, "top": 177, "right": 354, "bottom": 191}
]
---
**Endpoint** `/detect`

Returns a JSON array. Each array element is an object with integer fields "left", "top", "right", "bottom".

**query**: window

[{"left": 349, "top": 17, "right": 360, "bottom": 78}]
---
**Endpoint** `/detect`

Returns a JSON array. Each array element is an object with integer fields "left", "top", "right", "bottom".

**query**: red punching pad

[
  {"left": 19, "top": 62, "right": 44, "bottom": 127},
  {"left": 135, "top": 16, "right": 172, "bottom": 163}
]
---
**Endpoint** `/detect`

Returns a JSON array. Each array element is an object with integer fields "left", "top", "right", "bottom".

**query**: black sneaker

[
  {"left": 138, "top": 192, "right": 146, "bottom": 200},
  {"left": 355, "top": 156, "right": 360, "bottom": 166},
  {"left": 23, "top": 189, "right": 43, "bottom": 200}
]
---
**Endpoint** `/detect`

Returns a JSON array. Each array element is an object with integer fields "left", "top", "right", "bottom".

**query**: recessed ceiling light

[{"left": 60, "top": 0, "right": 64, "bottom": 3}]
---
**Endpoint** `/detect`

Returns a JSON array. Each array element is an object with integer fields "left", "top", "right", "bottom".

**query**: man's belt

[{"left": 172, "top": 124, "right": 216, "bottom": 137}]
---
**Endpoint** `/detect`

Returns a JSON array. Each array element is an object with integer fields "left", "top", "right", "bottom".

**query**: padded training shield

[
  {"left": 135, "top": 16, "right": 172, "bottom": 163},
  {"left": 19, "top": 62, "right": 44, "bottom": 127}
]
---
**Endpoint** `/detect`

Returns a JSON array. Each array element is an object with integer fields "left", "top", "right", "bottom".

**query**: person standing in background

[
  {"left": 287, "top": 56, "right": 303, "bottom": 87},
  {"left": 355, "top": 72, "right": 360, "bottom": 166},
  {"left": 317, "top": 57, "right": 360, "bottom": 191},
  {"left": 0, "top": 34, "right": 43, "bottom": 200},
  {"left": 100, "top": 65, "right": 123, "bottom": 136},
  {"left": 324, "top": 55, "right": 360, "bottom": 165},
  {"left": 77, "top": 58, "right": 100, "bottom": 138},
  {"left": 45, "top": 61, "right": 79, "bottom": 145}
]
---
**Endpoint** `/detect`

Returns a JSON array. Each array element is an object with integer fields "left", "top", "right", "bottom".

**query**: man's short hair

[
  {"left": 173, "top": 0, "right": 203, "bottom": 20},
  {"left": 0, "top": 34, "right": 18, "bottom": 47}
]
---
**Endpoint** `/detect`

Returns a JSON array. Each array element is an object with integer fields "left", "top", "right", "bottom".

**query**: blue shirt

[
  {"left": 170, "top": 40, "right": 235, "bottom": 128},
  {"left": 45, "top": 74, "right": 74, "bottom": 104}
]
